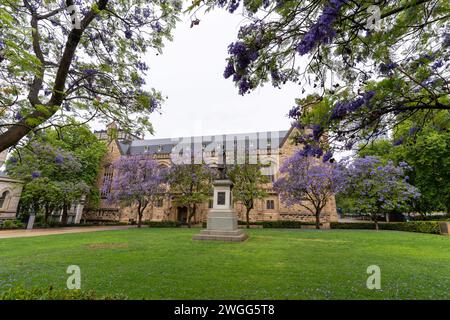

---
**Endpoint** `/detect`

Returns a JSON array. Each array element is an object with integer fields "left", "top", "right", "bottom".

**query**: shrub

[
  {"left": 0, "top": 286, "right": 126, "bottom": 300},
  {"left": 147, "top": 221, "right": 182, "bottom": 228},
  {"left": 410, "top": 214, "right": 450, "bottom": 222},
  {"left": 0, "top": 220, "right": 24, "bottom": 230},
  {"left": 262, "top": 221, "right": 316, "bottom": 228},
  {"left": 330, "top": 221, "right": 441, "bottom": 234}
]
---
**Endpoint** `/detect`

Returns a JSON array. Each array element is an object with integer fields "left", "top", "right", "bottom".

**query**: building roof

[{"left": 117, "top": 130, "right": 290, "bottom": 156}]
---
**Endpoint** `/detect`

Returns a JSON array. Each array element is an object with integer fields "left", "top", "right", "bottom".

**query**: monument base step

[{"left": 193, "top": 229, "right": 248, "bottom": 242}]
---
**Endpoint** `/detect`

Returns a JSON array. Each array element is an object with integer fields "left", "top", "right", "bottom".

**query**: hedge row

[
  {"left": 410, "top": 214, "right": 450, "bottom": 222},
  {"left": 201, "top": 220, "right": 317, "bottom": 229},
  {"left": 147, "top": 221, "right": 182, "bottom": 228},
  {"left": 0, "top": 286, "right": 126, "bottom": 300},
  {"left": 261, "top": 221, "right": 316, "bottom": 228},
  {"left": 330, "top": 221, "right": 441, "bottom": 234}
]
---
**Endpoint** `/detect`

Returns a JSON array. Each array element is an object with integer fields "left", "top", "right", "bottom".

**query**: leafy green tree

[
  {"left": 0, "top": 0, "right": 182, "bottom": 151},
  {"left": 6, "top": 124, "right": 107, "bottom": 224},
  {"left": 228, "top": 163, "right": 268, "bottom": 228},
  {"left": 167, "top": 164, "right": 215, "bottom": 228},
  {"left": 357, "top": 111, "right": 450, "bottom": 213}
]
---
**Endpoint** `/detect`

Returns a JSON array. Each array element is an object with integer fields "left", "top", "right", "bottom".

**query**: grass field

[{"left": 0, "top": 228, "right": 449, "bottom": 299}]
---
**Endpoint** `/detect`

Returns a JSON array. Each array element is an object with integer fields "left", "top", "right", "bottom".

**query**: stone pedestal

[{"left": 193, "top": 179, "right": 248, "bottom": 242}]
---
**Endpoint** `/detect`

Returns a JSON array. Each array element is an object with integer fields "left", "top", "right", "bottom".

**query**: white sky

[{"left": 133, "top": 9, "right": 305, "bottom": 139}]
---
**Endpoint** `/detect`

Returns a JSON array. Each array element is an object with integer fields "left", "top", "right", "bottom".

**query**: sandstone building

[{"left": 82, "top": 123, "right": 338, "bottom": 224}]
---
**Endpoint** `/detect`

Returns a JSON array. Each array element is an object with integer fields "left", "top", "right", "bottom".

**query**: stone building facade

[
  {"left": 0, "top": 151, "right": 23, "bottom": 220},
  {"left": 82, "top": 123, "right": 338, "bottom": 224}
]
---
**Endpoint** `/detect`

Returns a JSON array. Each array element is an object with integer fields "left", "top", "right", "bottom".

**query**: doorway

[{"left": 177, "top": 206, "right": 188, "bottom": 224}]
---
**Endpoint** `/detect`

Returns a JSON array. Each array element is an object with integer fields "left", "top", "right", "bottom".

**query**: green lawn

[{"left": 0, "top": 228, "right": 449, "bottom": 299}]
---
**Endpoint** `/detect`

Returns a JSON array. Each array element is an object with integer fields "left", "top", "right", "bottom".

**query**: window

[
  {"left": 156, "top": 199, "right": 163, "bottom": 208},
  {"left": 0, "top": 191, "right": 9, "bottom": 209},
  {"left": 266, "top": 200, "right": 275, "bottom": 210},
  {"left": 208, "top": 199, "right": 213, "bottom": 209},
  {"left": 217, "top": 192, "right": 226, "bottom": 205},
  {"left": 101, "top": 165, "right": 113, "bottom": 199}
]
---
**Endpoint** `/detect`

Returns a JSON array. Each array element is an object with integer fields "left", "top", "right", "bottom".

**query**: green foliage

[
  {"left": 6, "top": 123, "right": 107, "bottom": 219},
  {"left": 330, "top": 221, "right": 441, "bottom": 234},
  {"left": 0, "top": 286, "right": 126, "bottom": 300},
  {"left": 228, "top": 163, "right": 268, "bottom": 226},
  {"left": 0, "top": 1, "right": 183, "bottom": 150},
  {"left": 357, "top": 111, "right": 450, "bottom": 213},
  {"left": 167, "top": 164, "right": 214, "bottom": 226},
  {"left": 262, "top": 221, "right": 315, "bottom": 228},
  {"left": 146, "top": 221, "right": 182, "bottom": 228},
  {"left": 0, "top": 219, "right": 24, "bottom": 230}
]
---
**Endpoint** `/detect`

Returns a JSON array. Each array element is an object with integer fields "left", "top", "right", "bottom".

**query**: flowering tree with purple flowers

[
  {"left": 103, "top": 155, "right": 167, "bottom": 228},
  {"left": 342, "top": 156, "right": 420, "bottom": 230},
  {"left": 0, "top": 0, "right": 182, "bottom": 152},
  {"left": 6, "top": 124, "right": 106, "bottom": 223},
  {"left": 192, "top": 0, "right": 450, "bottom": 152},
  {"left": 274, "top": 154, "right": 346, "bottom": 229}
]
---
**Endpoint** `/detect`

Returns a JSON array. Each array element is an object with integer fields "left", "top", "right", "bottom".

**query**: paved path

[{"left": 0, "top": 225, "right": 135, "bottom": 239}]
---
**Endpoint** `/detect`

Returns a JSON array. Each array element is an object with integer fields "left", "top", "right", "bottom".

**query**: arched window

[{"left": 0, "top": 191, "right": 10, "bottom": 209}]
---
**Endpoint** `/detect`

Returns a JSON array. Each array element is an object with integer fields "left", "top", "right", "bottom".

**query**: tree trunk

[
  {"left": 44, "top": 204, "right": 51, "bottom": 224},
  {"left": 187, "top": 205, "right": 196, "bottom": 228},
  {"left": 315, "top": 209, "right": 321, "bottom": 229},
  {"left": 373, "top": 215, "right": 379, "bottom": 231},
  {"left": 137, "top": 201, "right": 142, "bottom": 228},
  {"left": 246, "top": 207, "right": 251, "bottom": 229},
  {"left": 61, "top": 203, "right": 68, "bottom": 225}
]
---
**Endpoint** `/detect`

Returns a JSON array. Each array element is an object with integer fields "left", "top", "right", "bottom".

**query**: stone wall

[{"left": 0, "top": 177, "right": 23, "bottom": 220}]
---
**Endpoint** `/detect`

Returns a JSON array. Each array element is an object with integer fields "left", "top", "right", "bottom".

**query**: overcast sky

[{"left": 134, "top": 8, "right": 304, "bottom": 140}]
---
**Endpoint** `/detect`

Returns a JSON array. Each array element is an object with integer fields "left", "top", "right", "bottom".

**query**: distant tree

[
  {"left": 274, "top": 154, "right": 346, "bottom": 229},
  {"left": 357, "top": 111, "right": 450, "bottom": 214},
  {"left": 103, "top": 155, "right": 167, "bottom": 228},
  {"left": 0, "top": 0, "right": 182, "bottom": 151},
  {"left": 342, "top": 156, "right": 420, "bottom": 230},
  {"left": 167, "top": 164, "right": 214, "bottom": 228},
  {"left": 228, "top": 163, "right": 268, "bottom": 228},
  {"left": 6, "top": 124, "right": 107, "bottom": 224}
]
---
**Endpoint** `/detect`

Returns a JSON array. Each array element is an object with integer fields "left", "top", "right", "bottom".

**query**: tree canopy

[
  {"left": 103, "top": 155, "right": 167, "bottom": 227},
  {"left": 274, "top": 154, "right": 346, "bottom": 228},
  {"left": 192, "top": 0, "right": 450, "bottom": 155},
  {"left": 341, "top": 156, "right": 420, "bottom": 228},
  {"left": 5, "top": 123, "right": 106, "bottom": 223},
  {"left": 228, "top": 163, "right": 269, "bottom": 228},
  {"left": 0, "top": 0, "right": 182, "bottom": 151}
]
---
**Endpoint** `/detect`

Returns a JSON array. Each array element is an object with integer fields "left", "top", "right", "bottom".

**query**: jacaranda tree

[
  {"left": 6, "top": 139, "right": 90, "bottom": 224},
  {"left": 0, "top": 0, "right": 182, "bottom": 151},
  {"left": 342, "top": 156, "right": 420, "bottom": 229},
  {"left": 274, "top": 153, "right": 346, "bottom": 229},
  {"left": 103, "top": 155, "right": 167, "bottom": 228},
  {"left": 192, "top": 0, "right": 450, "bottom": 154},
  {"left": 357, "top": 110, "right": 450, "bottom": 214}
]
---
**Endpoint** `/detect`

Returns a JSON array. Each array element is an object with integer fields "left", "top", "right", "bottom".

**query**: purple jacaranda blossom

[
  {"left": 341, "top": 156, "right": 420, "bottom": 229},
  {"left": 274, "top": 154, "right": 346, "bottom": 228},
  {"left": 296, "top": 0, "right": 347, "bottom": 55},
  {"left": 31, "top": 171, "right": 41, "bottom": 179},
  {"left": 103, "top": 155, "right": 167, "bottom": 227}
]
